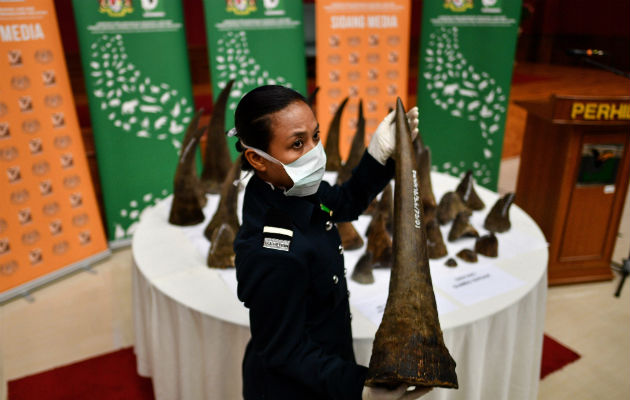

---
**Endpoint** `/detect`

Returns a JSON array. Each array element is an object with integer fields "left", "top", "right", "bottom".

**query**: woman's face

[{"left": 247, "top": 101, "right": 320, "bottom": 189}]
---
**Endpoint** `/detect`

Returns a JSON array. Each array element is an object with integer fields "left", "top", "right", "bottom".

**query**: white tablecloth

[{"left": 132, "top": 172, "right": 548, "bottom": 400}]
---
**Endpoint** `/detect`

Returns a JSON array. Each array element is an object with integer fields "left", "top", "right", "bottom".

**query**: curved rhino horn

[
  {"left": 168, "top": 110, "right": 207, "bottom": 226},
  {"left": 325, "top": 97, "right": 349, "bottom": 171},
  {"left": 201, "top": 79, "right": 235, "bottom": 194},
  {"left": 337, "top": 99, "right": 365, "bottom": 183}
]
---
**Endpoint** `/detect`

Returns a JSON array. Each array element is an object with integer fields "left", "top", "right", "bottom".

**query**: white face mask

[{"left": 241, "top": 141, "right": 327, "bottom": 197}]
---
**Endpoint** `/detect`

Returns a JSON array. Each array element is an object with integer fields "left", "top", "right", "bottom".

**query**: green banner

[
  {"left": 202, "top": 0, "right": 307, "bottom": 156},
  {"left": 72, "top": 0, "right": 194, "bottom": 244},
  {"left": 417, "top": 0, "right": 522, "bottom": 190}
]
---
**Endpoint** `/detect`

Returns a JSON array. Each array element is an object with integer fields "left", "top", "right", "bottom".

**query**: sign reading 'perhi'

[
  {"left": 0, "top": 0, "right": 108, "bottom": 296},
  {"left": 570, "top": 102, "right": 630, "bottom": 121}
]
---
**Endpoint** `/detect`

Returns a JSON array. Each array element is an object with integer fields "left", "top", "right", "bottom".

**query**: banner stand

[{"left": 0, "top": 249, "right": 110, "bottom": 304}]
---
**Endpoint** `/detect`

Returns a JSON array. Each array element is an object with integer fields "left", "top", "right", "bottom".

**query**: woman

[{"left": 232, "top": 85, "right": 429, "bottom": 400}]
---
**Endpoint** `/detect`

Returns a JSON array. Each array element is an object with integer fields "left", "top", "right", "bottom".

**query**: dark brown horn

[
  {"left": 325, "top": 97, "right": 349, "bottom": 171},
  {"left": 426, "top": 219, "right": 447, "bottom": 259},
  {"left": 204, "top": 159, "right": 241, "bottom": 241},
  {"left": 455, "top": 170, "right": 485, "bottom": 210},
  {"left": 207, "top": 223, "right": 236, "bottom": 268},
  {"left": 365, "top": 97, "right": 458, "bottom": 389},
  {"left": 366, "top": 183, "right": 393, "bottom": 236},
  {"left": 413, "top": 136, "right": 437, "bottom": 209},
  {"left": 448, "top": 210, "right": 479, "bottom": 242},
  {"left": 456, "top": 248, "right": 478, "bottom": 263},
  {"left": 338, "top": 221, "right": 364, "bottom": 250},
  {"left": 445, "top": 258, "right": 458, "bottom": 267},
  {"left": 437, "top": 191, "right": 469, "bottom": 225},
  {"left": 307, "top": 86, "right": 319, "bottom": 107},
  {"left": 168, "top": 110, "right": 207, "bottom": 226},
  {"left": 337, "top": 99, "right": 365, "bottom": 183},
  {"left": 201, "top": 80, "right": 235, "bottom": 194},
  {"left": 475, "top": 233, "right": 498, "bottom": 257},
  {"left": 484, "top": 192, "right": 515, "bottom": 233},
  {"left": 351, "top": 252, "right": 375, "bottom": 284},
  {"left": 366, "top": 213, "right": 393, "bottom": 269}
]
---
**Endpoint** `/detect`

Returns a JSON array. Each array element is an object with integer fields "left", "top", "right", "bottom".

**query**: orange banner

[
  {"left": 316, "top": 0, "right": 411, "bottom": 159},
  {"left": 0, "top": 0, "right": 108, "bottom": 297}
]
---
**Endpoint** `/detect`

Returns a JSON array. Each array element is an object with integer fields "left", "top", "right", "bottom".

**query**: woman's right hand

[{"left": 362, "top": 385, "right": 432, "bottom": 400}]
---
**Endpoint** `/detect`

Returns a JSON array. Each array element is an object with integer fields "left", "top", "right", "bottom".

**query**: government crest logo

[
  {"left": 99, "top": 0, "right": 134, "bottom": 17},
  {"left": 444, "top": 0, "right": 473, "bottom": 12},
  {"left": 226, "top": 0, "right": 257, "bottom": 16}
]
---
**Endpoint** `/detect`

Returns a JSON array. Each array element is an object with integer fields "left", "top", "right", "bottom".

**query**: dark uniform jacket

[{"left": 234, "top": 151, "right": 394, "bottom": 400}]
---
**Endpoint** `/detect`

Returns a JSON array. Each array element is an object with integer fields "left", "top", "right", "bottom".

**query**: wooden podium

[{"left": 515, "top": 95, "right": 630, "bottom": 285}]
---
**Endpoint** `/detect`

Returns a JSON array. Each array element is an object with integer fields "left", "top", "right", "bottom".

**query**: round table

[{"left": 132, "top": 172, "right": 548, "bottom": 400}]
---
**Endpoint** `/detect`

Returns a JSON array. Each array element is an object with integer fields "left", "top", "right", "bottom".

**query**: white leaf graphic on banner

[
  {"left": 423, "top": 27, "right": 507, "bottom": 185},
  {"left": 214, "top": 31, "right": 291, "bottom": 112},
  {"left": 89, "top": 34, "right": 193, "bottom": 149},
  {"left": 114, "top": 189, "right": 170, "bottom": 239}
]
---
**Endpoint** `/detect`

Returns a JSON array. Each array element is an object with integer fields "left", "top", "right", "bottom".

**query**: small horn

[
  {"left": 207, "top": 223, "right": 236, "bottom": 269},
  {"left": 201, "top": 80, "right": 235, "bottom": 194},
  {"left": 351, "top": 252, "right": 375, "bottom": 285},
  {"left": 455, "top": 170, "right": 485, "bottom": 210},
  {"left": 325, "top": 97, "right": 349, "bottom": 171},
  {"left": 426, "top": 219, "right": 447, "bottom": 259},
  {"left": 445, "top": 258, "right": 458, "bottom": 268},
  {"left": 448, "top": 210, "right": 479, "bottom": 242},
  {"left": 475, "top": 233, "right": 498, "bottom": 257},
  {"left": 168, "top": 110, "right": 207, "bottom": 226},
  {"left": 484, "top": 192, "right": 515, "bottom": 233},
  {"left": 204, "top": 159, "right": 241, "bottom": 241},
  {"left": 437, "top": 191, "right": 469, "bottom": 225},
  {"left": 456, "top": 248, "right": 478, "bottom": 263},
  {"left": 365, "top": 97, "right": 458, "bottom": 389},
  {"left": 338, "top": 221, "right": 364, "bottom": 250}
]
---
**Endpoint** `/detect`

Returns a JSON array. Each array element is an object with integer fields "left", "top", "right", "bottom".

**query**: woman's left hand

[{"left": 367, "top": 106, "right": 419, "bottom": 165}]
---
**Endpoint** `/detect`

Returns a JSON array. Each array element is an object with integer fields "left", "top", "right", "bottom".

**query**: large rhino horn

[
  {"left": 168, "top": 110, "right": 207, "bottom": 226},
  {"left": 325, "top": 96, "right": 349, "bottom": 171},
  {"left": 201, "top": 79, "right": 235, "bottom": 194},
  {"left": 365, "top": 97, "right": 458, "bottom": 389},
  {"left": 204, "top": 159, "right": 241, "bottom": 241},
  {"left": 337, "top": 99, "right": 365, "bottom": 183}
]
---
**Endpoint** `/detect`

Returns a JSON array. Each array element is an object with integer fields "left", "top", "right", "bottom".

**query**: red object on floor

[
  {"left": 8, "top": 335, "right": 580, "bottom": 398},
  {"left": 8, "top": 348, "right": 154, "bottom": 400},
  {"left": 540, "top": 334, "right": 581, "bottom": 379}
]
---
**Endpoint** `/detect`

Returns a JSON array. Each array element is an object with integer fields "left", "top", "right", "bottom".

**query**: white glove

[
  {"left": 367, "top": 106, "right": 419, "bottom": 165},
  {"left": 362, "top": 385, "right": 432, "bottom": 400}
]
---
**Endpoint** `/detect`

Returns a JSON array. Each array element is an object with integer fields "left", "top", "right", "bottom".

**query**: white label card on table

[
  {"left": 433, "top": 264, "right": 525, "bottom": 306},
  {"left": 352, "top": 289, "right": 459, "bottom": 326}
]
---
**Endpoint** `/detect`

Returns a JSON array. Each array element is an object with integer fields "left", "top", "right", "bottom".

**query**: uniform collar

[{"left": 248, "top": 174, "right": 318, "bottom": 230}]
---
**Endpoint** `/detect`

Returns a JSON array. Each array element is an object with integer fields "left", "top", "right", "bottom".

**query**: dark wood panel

[{"left": 559, "top": 185, "right": 615, "bottom": 261}]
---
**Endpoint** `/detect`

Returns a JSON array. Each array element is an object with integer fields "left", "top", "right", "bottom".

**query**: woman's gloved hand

[
  {"left": 367, "top": 106, "right": 419, "bottom": 165},
  {"left": 362, "top": 385, "right": 432, "bottom": 400}
]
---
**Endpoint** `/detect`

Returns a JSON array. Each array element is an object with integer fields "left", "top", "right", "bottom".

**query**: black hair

[{"left": 233, "top": 85, "right": 307, "bottom": 170}]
